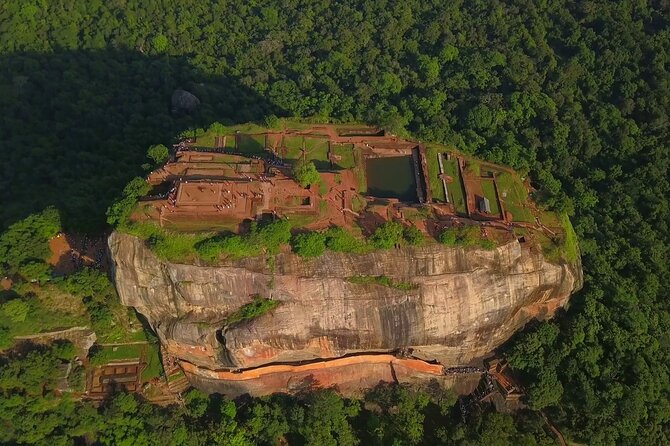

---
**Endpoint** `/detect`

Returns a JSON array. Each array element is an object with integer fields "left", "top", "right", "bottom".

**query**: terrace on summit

[{"left": 131, "top": 121, "right": 567, "bottom": 251}]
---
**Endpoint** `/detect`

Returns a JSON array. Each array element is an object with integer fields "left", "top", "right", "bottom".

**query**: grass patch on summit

[
  {"left": 444, "top": 157, "right": 466, "bottom": 214},
  {"left": 89, "top": 344, "right": 143, "bottom": 366},
  {"left": 481, "top": 180, "right": 500, "bottom": 216},
  {"left": 496, "top": 172, "right": 534, "bottom": 223}
]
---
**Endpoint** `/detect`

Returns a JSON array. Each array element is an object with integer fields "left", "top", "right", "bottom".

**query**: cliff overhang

[{"left": 109, "top": 231, "right": 581, "bottom": 396}]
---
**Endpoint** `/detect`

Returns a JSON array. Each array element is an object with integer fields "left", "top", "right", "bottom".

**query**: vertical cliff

[{"left": 108, "top": 232, "right": 581, "bottom": 394}]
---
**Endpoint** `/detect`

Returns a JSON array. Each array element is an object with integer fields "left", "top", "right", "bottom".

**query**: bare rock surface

[{"left": 108, "top": 232, "right": 581, "bottom": 393}]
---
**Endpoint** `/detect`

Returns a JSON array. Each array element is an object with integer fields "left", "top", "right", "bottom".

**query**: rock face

[{"left": 108, "top": 232, "right": 581, "bottom": 394}]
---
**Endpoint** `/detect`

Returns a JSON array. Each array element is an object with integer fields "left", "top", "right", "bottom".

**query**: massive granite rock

[{"left": 109, "top": 232, "right": 581, "bottom": 393}]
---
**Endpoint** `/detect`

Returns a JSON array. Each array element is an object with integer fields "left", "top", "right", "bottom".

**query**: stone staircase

[{"left": 167, "top": 374, "right": 190, "bottom": 394}]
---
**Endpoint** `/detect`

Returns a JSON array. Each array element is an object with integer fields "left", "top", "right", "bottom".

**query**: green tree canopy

[
  {"left": 370, "top": 221, "right": 404, "bottom": 249},
  {"left": 146, "top": 144, "right": 169, "bottom": 165},
  {"left": 292, "top": 232, "right": 326, "bottom": 257},
  {"left": 293, "top": 161, "right": 321, "bottom": 188}
]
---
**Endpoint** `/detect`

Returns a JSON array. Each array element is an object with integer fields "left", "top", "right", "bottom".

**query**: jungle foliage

[
  {"left": 0, "top": 342, "right": 555, "bottom": 446},
  {"left": 0, "top": 0, "right": 669, "bottom": 444}
]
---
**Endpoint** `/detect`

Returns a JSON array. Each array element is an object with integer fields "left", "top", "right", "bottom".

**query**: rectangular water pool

[{"left": 365, "top": 156, "right": 418, "bottom": 202}]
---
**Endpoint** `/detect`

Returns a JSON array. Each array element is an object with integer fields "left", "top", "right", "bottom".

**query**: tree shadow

[{"left": 0, "top": 48, "right": 281, "bottom": 233}]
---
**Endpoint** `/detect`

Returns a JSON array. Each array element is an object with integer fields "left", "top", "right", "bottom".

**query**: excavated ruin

[{"left": 109, "top": 232, "right": 581, "bottom": 396}]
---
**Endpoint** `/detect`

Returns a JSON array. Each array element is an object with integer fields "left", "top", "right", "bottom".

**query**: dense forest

[
  {"left": 0, "top": 0, "right": 669, "bottom": 445},
  {"left": 1, "top": 342, "right": 557, "bottom": 445}
]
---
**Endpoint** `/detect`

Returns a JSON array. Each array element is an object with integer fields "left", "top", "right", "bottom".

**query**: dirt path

[{"left": 541, "top": 411, "right": 567, "bottom": 446}]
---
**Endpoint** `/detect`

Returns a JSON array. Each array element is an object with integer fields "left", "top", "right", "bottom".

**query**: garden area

[
  {"left": 424, "top": 146, "right": 446, "bottom": 202},
  {"left": 443, "top": 156, "right": 466, "bottom": 214},
  {"left": 481, "top": 180, "right": 501, "bottom": 216},
  {"left": 332, "top": 143, "right": 356, "bottom": 169},
  {"left": 237, "top": 134, "right": 266, "bottom": 154},
  {"left": 495, "top": 172, "right": 534, "bottom": 222},
  {"left": 89, "top": 343, "right": 143, "bottom": 366},
  {"left": 280, "top": 136, "right": 330, "bottom": 169}
]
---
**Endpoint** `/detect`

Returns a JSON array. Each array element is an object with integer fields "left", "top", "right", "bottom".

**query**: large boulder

[{"left": 171, "top": 89, "right": 200, "bottom": 115}]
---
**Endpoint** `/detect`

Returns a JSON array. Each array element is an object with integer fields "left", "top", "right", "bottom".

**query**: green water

[{"left": 365, "top": 156, "right": 417, "bottom": 202}]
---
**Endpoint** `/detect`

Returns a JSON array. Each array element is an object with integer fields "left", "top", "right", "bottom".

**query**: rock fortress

[{"left": 109, "top": 122, "right": 582, "bottom": 397}]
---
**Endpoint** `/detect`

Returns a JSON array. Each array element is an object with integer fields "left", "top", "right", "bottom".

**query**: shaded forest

[{"left": 0, "top": 0, "right": 669, "bottom": 445}]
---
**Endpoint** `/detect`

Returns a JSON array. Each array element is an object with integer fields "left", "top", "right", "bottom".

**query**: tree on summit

[
  {"left": 293, "top": 161, "right": 320, "bottom": 188},
  {"left": 147, "top": 144, "right": 169, "bottom": 165}
]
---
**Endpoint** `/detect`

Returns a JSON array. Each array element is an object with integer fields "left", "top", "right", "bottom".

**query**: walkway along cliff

[{"left": 108, "top": 231, "right": 582, "bottom": 396}]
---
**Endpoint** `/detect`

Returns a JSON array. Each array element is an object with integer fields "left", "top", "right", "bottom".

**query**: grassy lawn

[
  {"left": 496, "top": 172, "right": 534, "bottom": 222},
  {"left": 278, "top": 119, "right": 321, "bottom": 131},
  {"left": 481, "top": 180, "right": 501, "bottom": 216},
  {"left": 285, "top": 212, "right": 320, "bottom": 228},
  {"left": 304, "top": 138, "right": 329, "bottom": 159},
  {"left": 539, "top": 209, "right": 562, "bottom": 229},
  {"left": 149, "top": 231, "right": 209, "bottom": 262},
  {"left": 223, "top": 135, "right": 237, "bottom": 150},
  {"left": 465, "top": 160, "right": 481, "bottom": 176},
  {"left": 538, "top": 230, "right": 570, "bottom": 264},
  {"left": 90, "top": 343, "right": 143, "bottom": 366},
  {"left": 141, "top": 342, "right": 163, "bottom": 381},
  {"left": 332, "top": 144, "right": 356, "bottom": 169},
  {"left": 282, "top": 135, "right": 304, "bottom": 160},
  {"left": 237, "top": 134, "right": 266, "bottom": 154},
  {"left": 424, "top": 146, "right": 445, "bottom": 202},
  {"left": 319, "top": 179, "right": 329, "bottom": 196},
  {"left": 195, "top": 132, "right": 216, "bottom": 147},
  {"left": 353, "top": 148, "right": 367, "bottom": 193},
  {"left": 0, "top": 286, "right": 89, "bottom": 348},
  {"left": 304, "top": 138, "right": 330, "bottom": 168},
  {"left": 444, "top": 157, "right": 466, "bottom": 214},
  {"left": 560, "top": 213, "right": 579, "bottom": 262}
]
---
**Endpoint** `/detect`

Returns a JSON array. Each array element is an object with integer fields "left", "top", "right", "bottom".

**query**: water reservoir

[{"left": 365, "top": 156, "right": 418, "bottom": 202}]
